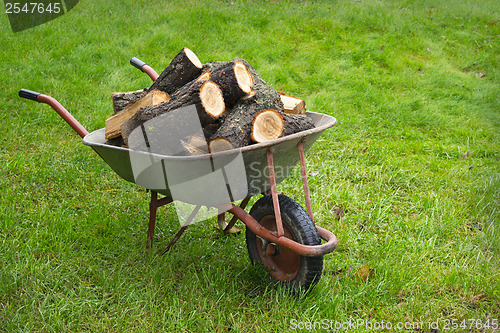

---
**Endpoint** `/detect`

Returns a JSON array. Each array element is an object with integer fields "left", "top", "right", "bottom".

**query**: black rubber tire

[{"left": 246, "top": 194, "right": 323, "bottom": 292}]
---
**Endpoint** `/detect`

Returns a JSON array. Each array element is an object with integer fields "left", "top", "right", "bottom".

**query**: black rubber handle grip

[
  {"left": 130, "top": 57, "right": 147, "bottom": 71},
  {"left": 19, "top": 89, "right": 41, "bottom": 102}
]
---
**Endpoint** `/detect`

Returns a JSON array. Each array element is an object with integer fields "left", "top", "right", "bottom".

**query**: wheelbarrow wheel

[{"left": 246, "top": 194, "right": 323, "bottom": 292}]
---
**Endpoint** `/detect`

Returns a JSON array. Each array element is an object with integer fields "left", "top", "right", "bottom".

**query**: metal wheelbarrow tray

[{"left": 19, "top": 58, "right": 338, "bottom": 292}]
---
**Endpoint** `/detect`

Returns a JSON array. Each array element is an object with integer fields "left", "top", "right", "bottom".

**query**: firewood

[
  {"left": 207, "top": 60, "right": 284, "bottom": 152},
  {"left": 232, "top": 58, "right": 284, "bottom": 111},
  {"left": 148, "top": 47, "right": 203, "bottom": 95},
  {"left": 202, "top": 61, "right": 226, "bottom": 73},
  {"left": 210, "top": 60, "right": 254, "bottom": 105},
  {"left": 251, "top": 109, "right": 284, "bottom": 143},
  {"left": 121, "top": 80, "right": 225, "bottom": 145},
  {"left": 277, "top": 91, "right": 306, "bottom": 115},
  {"left": 203, "top": 123, "right": 219, "bottom": 140},
  {"left": 283, "top": 113, "right": 315, "bottom": 136},
  {"left": 105, "top": 90, "right": 170, "bottom": 139},
  {"left": 197, "top": 70, "right": 211, "bottom": 82},
  {"left": 111, "top": 89, "right": 147, "bottom": 114}
]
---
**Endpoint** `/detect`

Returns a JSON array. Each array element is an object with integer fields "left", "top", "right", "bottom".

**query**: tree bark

[
  {"left": 283, "top": 114, "right": 315, "bottom": 136},
  {"left": 148, "top": 47, "right": 203, "bottom": 95},
  {"left": 110, "top": 89, "right": 147, "bottom": 114}
]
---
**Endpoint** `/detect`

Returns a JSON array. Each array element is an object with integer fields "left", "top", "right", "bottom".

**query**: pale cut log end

[
  {"left": 209, "top": 137, "right": 234, "bottom": 153},
  {"left": 234, "top": 61, "right": 254, "bottom": 94},
  {"left": 200, "top": 81, "right": 225, "bottom": 119},
  {"left": 251, "top": 109, "right": 284, "bottom": 143},
  {"left": 184, "top": 47, "right": 203, "bottom": 69},
  {"left": 197, "top": 70, "right": 211, "bottom": 82}
]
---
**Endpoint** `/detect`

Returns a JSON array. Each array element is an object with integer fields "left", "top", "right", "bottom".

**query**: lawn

[{"left": 1, "top": 0, "right": 499, "bottom": 332}]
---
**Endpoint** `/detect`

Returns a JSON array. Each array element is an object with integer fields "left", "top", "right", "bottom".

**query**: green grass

[{"left": 1, "top": 0, "right": 499, "bottom": 331}]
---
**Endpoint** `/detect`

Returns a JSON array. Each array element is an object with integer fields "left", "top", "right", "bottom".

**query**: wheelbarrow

[{"left": 18, "top": 57, "right": 338, "bottom": 292}]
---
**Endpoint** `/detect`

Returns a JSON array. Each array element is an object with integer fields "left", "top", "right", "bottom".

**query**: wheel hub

[{"left": 256, "top": 215, "right": 301, "bottom": 282}]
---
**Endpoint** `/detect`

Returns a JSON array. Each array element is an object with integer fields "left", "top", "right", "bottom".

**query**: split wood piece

[
  {"left": 111, "top": 89, "right": 147, "bottom": 114},
  {"left": 180, "top": 135, "right": 209, "bottom": 156},
  {"left": 283, "top": 114, "right": 315, "bottom": 136},
  {"left": 105, "top": 90, "right": 170, "bottom": 139},
  {"left": 210, "top": 61, "right": 254, "bottom": 105},
  {"left": 251, "top": 109, "right": 284, "bottom": 143},
  {"left": 148, "top": 47, "right": 203, "bottom": 95},
  {"left": 277, "top": 91, "right": 306, "bottom": 115},
  {"left": 121, "top": 80, "right": 225, "bottom": 145}
]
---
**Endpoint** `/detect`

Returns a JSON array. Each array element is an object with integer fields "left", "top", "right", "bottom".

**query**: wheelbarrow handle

[
  {"left": 130, "top": 57, "right": 159, "bottom": 82},
  {"left": 18, "top": 89, "right": 89, "bottom": 138}
]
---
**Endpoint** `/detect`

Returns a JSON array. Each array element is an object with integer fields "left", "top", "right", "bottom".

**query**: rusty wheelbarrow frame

[{"left": 19, "top": 57, "right": 338, "bottom": 290}]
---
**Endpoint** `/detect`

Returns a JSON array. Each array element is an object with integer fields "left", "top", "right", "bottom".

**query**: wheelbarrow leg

[
  {"left": 223, "top": 197, "right": 251, "bottom": 234},
  {"left": 147, "top": 191, "right": 173, "bottom": 249},
  {"left": 161, "top": 205, "right": 201, "bottom": 255}
]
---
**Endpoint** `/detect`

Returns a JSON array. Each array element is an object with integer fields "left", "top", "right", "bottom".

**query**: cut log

[
  {"left": 148, "top": 47, "right": 203, "bottom": 95},
  {"left": 111, "top": 89, "right": 147, "bottom": 114},
  {"left": 277, "top": 91, "right": 306, "bottom": 115},
  {"left": 210, "top": 61, "right": 254, "bottom": 105},
  {"left": 283, "top": 114, "right": 315, "bottom": 136},
  {"left": 121, "top": 80, "right": 225, "bottom": 145},
  {"left": 105, "top": 90, "right": 170, "bottom": 139},
  {"left": 207, "top": 60, "right": 284, "bottom": 153},
  {"left": 232, "top": 58, "right": 284, "bottom": 111},
  {"left": 208, "top": 102, "right": 260, "bottom": 153},
  {"left": 251, "top": 109, "right": 284, "bottom": 143}
]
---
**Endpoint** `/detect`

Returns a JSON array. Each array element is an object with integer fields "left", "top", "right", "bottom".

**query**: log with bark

[
  {"left": 282, "top": 113, "right": 315, "bottom": 136},
  {"left": 208, "top": 59, "right": 284, "bottom": 153},
  {"left": 105, "top": 89, "right": 170, "bottom": 139},
  {"left": 148, "top": 47, "right": 203, "bottom": 95},
  {"left": 209, "top": 60, "right": 254, "bottom": 105},
  {"left": 111, "top": 89, "right": 147, "bottom": 114},
  {"left": 121, "top": 80, "right": 225, "bottom": 145}
]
